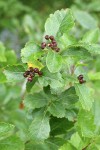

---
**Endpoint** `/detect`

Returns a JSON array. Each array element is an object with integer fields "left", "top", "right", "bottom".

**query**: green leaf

[
  {"left": 0, "top": 135, "right": 24, "bottom": 150},
  {"left": 59, "top": 87, "right": 78, "bottom": 108},
  {"left": 69, "top": 132, "right": 83, "bottom": 150},
  {"left": 38, "top": 67, "right": 64, "bottom": 90},
  {"left": 88, "top": 0, "right": 100, "bottom": 12},
  {"left": 75, "top": 84, "right": 94, "bottom": 111},
  {"left": 88, "top": 72, "right": 100, "bottom": 80},
  {"left": 74, "top": 10, "right": 97, "bottom": 29},
  {"left": 87, "top": 137, "right": 100, "bottom": 150},
  {"left": 82, "top": 43, "right": 100, "bottom": 55},
  {"left": 59, "top": 33, "right": 76, "bottom": 49},
  {"left": 24, "top": 92, "right": 49, "bottom": 110},
  {"left": 48, "top": 101, "right": 66, "bottom": 118},
  {"left": 0, "top": 122, "right": 14, "bottom": 140},
  {"left": 5, "top": 50, "right": 17, "bottom": 65},
  {"left": 26, "top": 77, "right": 38, "bottom": 92},
  {"left": 46, "top": 51, "right": 62, "bottom": 73},
  {"left": 65, "top": 109, "right": 77, "bottom": 121},
  {"left": 61, "top": 46, "right": 91, "bottom": 60},
  {"left": 81, "top": 28, "right": 100, "bottom": 43},
  {"left": 59, "top": 142, "right": 76, "bottom": 150},
  {"left": 29, "top": 109, "right": 50, "bottom": 141},
  {"left": 0, "top": 42, "right": 7, "bottom": 62},
  {"left": 77, "top": 109, "right": 96, "bottom": 138},
  {"left": 4, "top": 65, "right": 25, "bottom": 82},
  {"left": 21, "top": 41, "right": 40, "bottom": 63},
  {"left": 45, "top": 9, "right": 74, "bottom": 37},
  {"left": 25, "top": 140, "right": 58, "bottom": 150},
  {"left": 0, "top": 71, "right": 7, "bottom": 83}
]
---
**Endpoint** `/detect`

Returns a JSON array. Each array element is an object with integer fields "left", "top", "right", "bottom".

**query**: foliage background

[{"left": 0, "top": 0, "right": 100, "bottom": 149}]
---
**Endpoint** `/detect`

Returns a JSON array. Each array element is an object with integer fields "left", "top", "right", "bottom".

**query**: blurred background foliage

[{"left": 0, "top": 0, "right": 100, "bottom": 140}]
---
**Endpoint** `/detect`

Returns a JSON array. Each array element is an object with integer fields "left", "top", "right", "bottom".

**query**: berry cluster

[
  {"left": 77, "top": 75, "right": 86, "bottom": 84},
  {"left": 41, "top": 35, "right": 60, "bottom": 52},
  {"left": 23, "top": 67, "right": 42, "bottom": 82}
]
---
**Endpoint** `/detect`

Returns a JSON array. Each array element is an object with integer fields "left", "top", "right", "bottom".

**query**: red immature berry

[
  {"left": 78, "top": 75, "right": 83, "bottom": 80},
  {"left": 33, "top": 68, "right": 39, "bottom": 73},
  {"left": 29, "top": 67, "right": 33, "bottom": 72},
  {"left": 23, "top": 73, "right": 28, "bottom": 78},
  {"left": 28, "top": 77, "right": 33, "bottom": 82},
  {"left": 38, "top": 71, "right": 43, "bottom": 76},
  {"left": 49, "top": 35, "right": 54, "bottom": 40},
  {"left": 45, "top": 35, "right": 49, "bottom": 40}
]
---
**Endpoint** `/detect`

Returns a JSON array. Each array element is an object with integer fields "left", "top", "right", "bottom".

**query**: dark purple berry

[
  {"left": 79, "top": 79, "right": 83, "bottom": 84},
  {"left": 41, "top": 45, "right": 45, "bottom": 49},
  {"left": 29, "top": 67, "right": 33, "bottom": 72},
  {"left": 23, "top": 73, "right": 28, "bottom": 78},
  {"left": 53, "top": 42, "right": 57, "bottom": 47},
  {"left": 29, "top": 72, "right": 35, "bottom": 77},
  {"left": 45, "top": 35, "right": 49, "bottom": 40},
  {"left": 25, "top": 71, "right": 30, "bottom": 75},
  {"left": 55, "top": 47, "right": 60, "bottom": 52},
  {"left": 38, "top": 71, "right": 43, "bottom": 76},
  {"left": 49, "top": 35, "right": 54, "bottom": 41},
  {"left": 79, "top": 79, "right": 86, "bottom": 84},
  {"left": 48, "top": 43, "right": 53, "bottom": 47},
  {"left": 41, "top": 42, "right": 46, "bottom": 46},
  {"left": 41, "top": 42, "right": 46, "bottom": 49},
  {"left": 33, "top": 68, "right": 39, "bottom": 73},
  {"left": 52, "top": 40, "right": 56, "bottom": 44},
  {"left": 28, "top": 77, "right": 33, "bottom": 82},
  {"left": 78, "top": 75, "right": 83, "bottom": 80}
]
